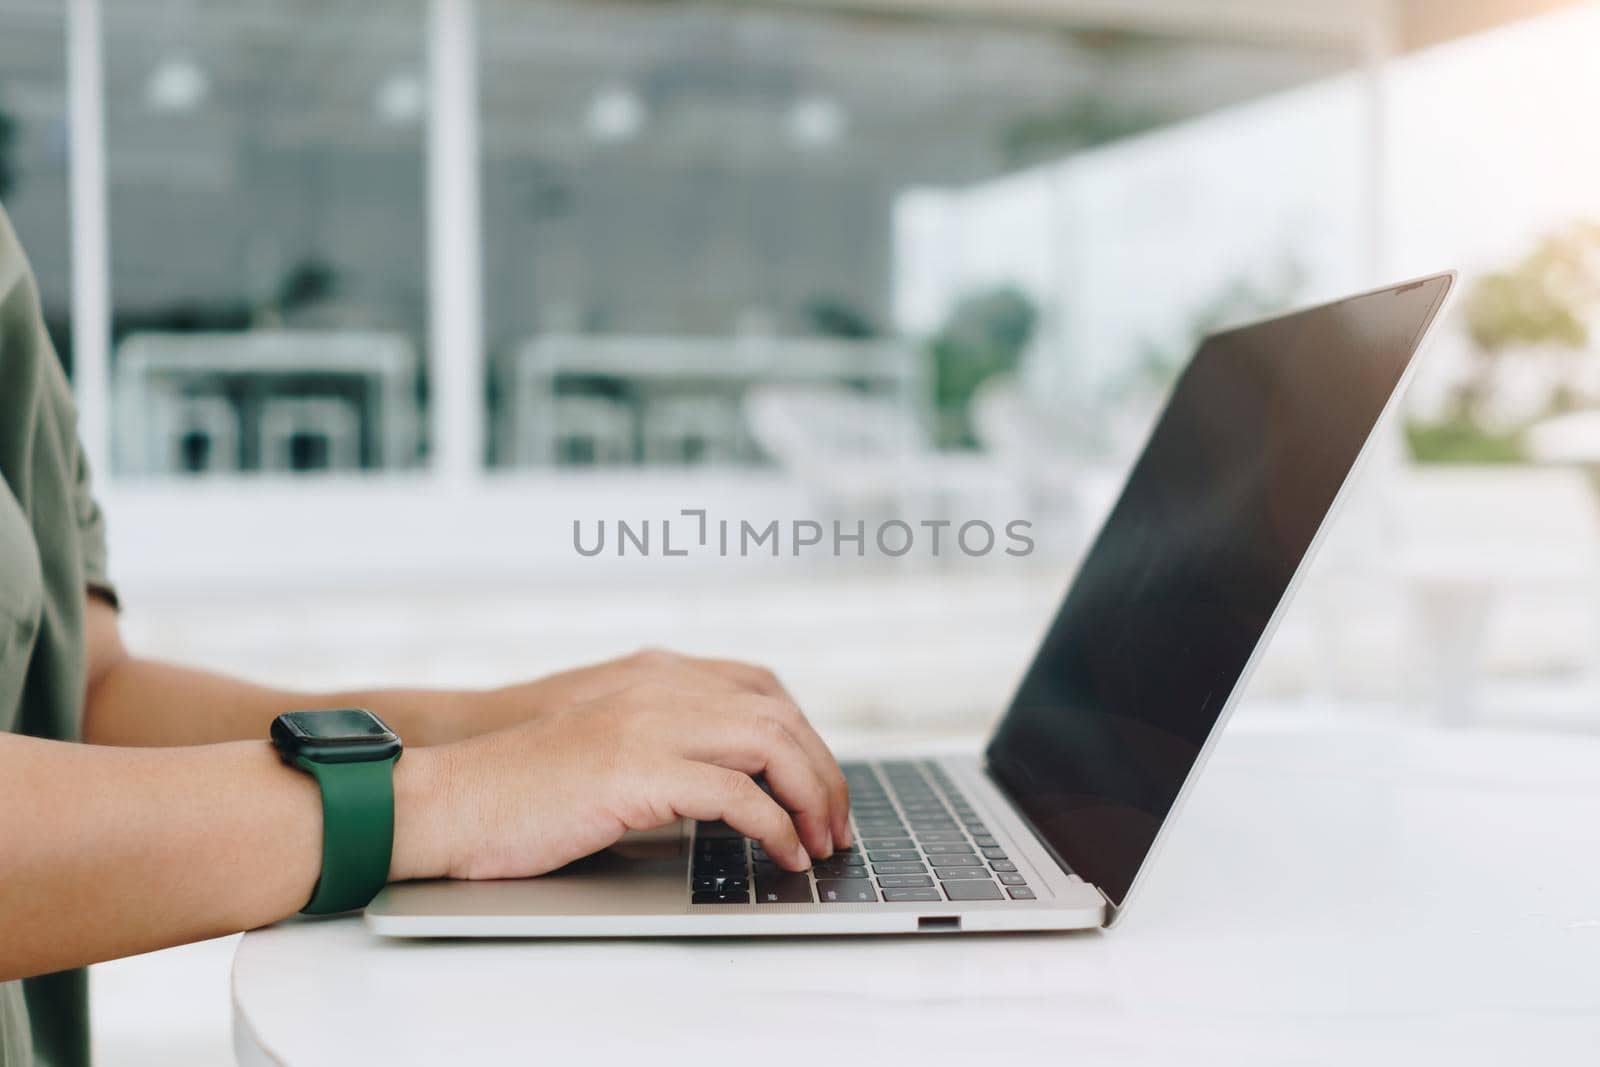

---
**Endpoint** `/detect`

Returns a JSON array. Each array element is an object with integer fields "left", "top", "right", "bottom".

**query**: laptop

[{"left": 368, "top": 272, "right": 1456, "bottom": 937}]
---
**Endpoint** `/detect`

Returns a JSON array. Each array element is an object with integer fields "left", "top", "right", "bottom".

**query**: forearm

[
  {"left": 0, "top": 732, "right": 450, "bottom": 981},
  {"left": 79, "top": 595, "right": 783, "bottom": 750},
  {"left": 82, "top": 656, "right": 478, "bottom": 748},
  {"left": 0, "top": 733, "right": 321, "bottom": 980}
]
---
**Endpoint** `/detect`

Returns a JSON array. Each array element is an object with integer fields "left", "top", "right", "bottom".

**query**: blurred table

[
  {"left": 232, "top": 719, "right": 1600, "bottom": 1065},
  {"left": 500, "top": 334, "right": 924, "bottom": 467},
  {"left": 114, "top": 330, "right": 419, "bottom": 474},
  {"left": 1529, "top": 410, "right": 1600, "bottom": 495}
]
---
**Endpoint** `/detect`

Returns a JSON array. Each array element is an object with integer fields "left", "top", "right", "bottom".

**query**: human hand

[
  {"left": 489, "top": 648, "right": 799, "bottom": 719},
  {"left": 444, "top": 650, "right": 847, "bottom": 841},
  {"left": 392, "top": 682, "right": 850, "bottom": 883}
]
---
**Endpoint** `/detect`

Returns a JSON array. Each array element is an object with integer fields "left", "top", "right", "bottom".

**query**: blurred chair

[
  {"left": 744, "top": 384, "right": 1013, "bottom": 538},
  {"left": 551, "top": 395, "right": 636, "bottom": 466},
  {"left": 503, "top": 334, "right": 923, "bottom": 468},
  {"left": 641, "top": 394, "right": 742, "bottom": 466},
  {"left": 259, "top": 397, "right": 363, "bottom": 473},
  {"left": 152, "top": 392, "right": 240, "bottom": 476},
  {"left": 969, "top": 375, "right": 1093, "bottom": 556}
]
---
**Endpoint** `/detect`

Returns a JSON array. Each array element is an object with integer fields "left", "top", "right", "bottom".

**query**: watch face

[
  {"left": 273, "top": 709, "right": 401, "bottom": 764},
  {"left": 280, "top": 708, "right": 395, "bottom": 742}
]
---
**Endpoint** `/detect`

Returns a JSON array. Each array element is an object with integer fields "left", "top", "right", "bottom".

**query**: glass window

[
  {"left": 0, "top": 2, "right": 71, "bottom": 373},
  {"left": 478, "top": 0, "right": 1355, "bottom": 471},
  {"left": 102, "top": 1, "right": 428, "bottom": 477}
]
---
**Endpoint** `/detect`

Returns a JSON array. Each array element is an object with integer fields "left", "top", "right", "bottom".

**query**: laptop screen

[{"left": 985, "top": 274, "right": 1452, "bottom": 908}]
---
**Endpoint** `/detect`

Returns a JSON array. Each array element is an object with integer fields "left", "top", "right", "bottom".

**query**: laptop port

[{"left": 917, "top": 916, "right": 961, "bottom": 932}]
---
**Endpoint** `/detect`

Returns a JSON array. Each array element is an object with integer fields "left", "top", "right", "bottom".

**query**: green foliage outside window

[
  {"left": 928, "top": 286, "right": 1038, "bottom": 449},
  {"left": 1407, "top": 221, "right": 1600, "bottom": 464}
]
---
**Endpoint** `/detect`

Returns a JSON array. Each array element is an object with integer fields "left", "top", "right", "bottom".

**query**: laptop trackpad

[
  {"left": 372, "top": 823, "right": 692, "bottom": 919},
  {"left": 611, "top": 819, "right": 688, "bottom": 853}
]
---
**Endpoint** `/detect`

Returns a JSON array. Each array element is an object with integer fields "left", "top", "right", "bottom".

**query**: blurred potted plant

[
  {"left": 927, "top": 285, "right": 1038, "bottom": 449},
  {"left": 1407, "top": 222, "right": 1600, "bottom": 463},
  {"left": 0, "top": 101, "right": 16, "bottom": 201}
]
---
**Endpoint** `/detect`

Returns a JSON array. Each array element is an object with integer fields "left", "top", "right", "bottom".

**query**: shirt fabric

[{"left": 0, "top": 204, "right": 116, "bottom": 1067}]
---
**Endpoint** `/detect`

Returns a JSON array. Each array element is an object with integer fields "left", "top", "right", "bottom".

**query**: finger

[
  {"left": 685, "top": 663, "right": 850, "bottom": 847},
  {"left": 748, "top": 698, "right": 852, "bottom": 850},
  {"left": 669, "top": 760, "right": 810, "bottom": 872},
  {"left": 664, "top": 704, "right": 835, "bottom": 859}
]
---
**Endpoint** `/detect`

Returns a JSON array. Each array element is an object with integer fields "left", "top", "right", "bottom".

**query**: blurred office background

[{"left": 4, "top": 0, "right": 1600, "bottom": 1061}]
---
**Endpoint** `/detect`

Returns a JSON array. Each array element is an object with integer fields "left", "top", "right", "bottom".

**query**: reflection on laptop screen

[{"left": 985, "top": 275, "right": 1452, "bottom": 907}]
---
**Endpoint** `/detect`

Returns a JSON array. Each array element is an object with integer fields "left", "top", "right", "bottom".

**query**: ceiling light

[
  {"left": 375, "top": 74, "right": 425, "bottom": 126},
  {"left": 586, "top": 84, "right": 645, "bottom": 144},
  {"left": 146, "top": 57, "right": 209, "bottom": 113},
  {"left": 788, "top": 94, "right": 845, "bottom": 149}
]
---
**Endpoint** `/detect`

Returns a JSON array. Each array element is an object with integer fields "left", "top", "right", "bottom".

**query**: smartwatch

[{"left": 271, "top": 708, "right": 403, "bottom": 915}]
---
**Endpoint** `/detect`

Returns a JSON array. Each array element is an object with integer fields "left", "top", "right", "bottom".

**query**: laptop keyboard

[{"left": 690, "top": 760, "right": 1034, "bottom": 905}]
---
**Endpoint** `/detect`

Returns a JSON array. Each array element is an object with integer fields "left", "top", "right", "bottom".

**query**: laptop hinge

[
  {"left": 979, "top": 755, "right": 1101, "bottom": 897},
  {"left": 974, "top": 754, "right": 1115, "bottom": 925}
]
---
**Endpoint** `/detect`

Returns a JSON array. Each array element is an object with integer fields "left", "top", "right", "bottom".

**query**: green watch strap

[{"left": 296, "top": 754, "right": 399, "bottom": 915}]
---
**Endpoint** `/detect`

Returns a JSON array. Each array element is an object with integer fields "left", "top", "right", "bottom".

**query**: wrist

[
  {"left": 477, "top": 681, "right": 552, "bottom": 733},
  {"left": 389, "top": 745, "right": 456, "bottom": 882},
  {"left": 426, "top": 687, "right": 527, "bottom": 745}
]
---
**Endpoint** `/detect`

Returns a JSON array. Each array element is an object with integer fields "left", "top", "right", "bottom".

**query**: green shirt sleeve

[
  {"left": 61, "top": 383, "right": 114, "bottom": 607},
  {"left": 0, "top": 203, "right": 108, "bottom": 1067},
  {"left": 0, "top": 205, "right": 116, "bottom": 609}
]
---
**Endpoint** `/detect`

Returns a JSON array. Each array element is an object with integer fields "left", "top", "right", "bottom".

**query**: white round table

[{"left": 233, "top": 719, "right": 1600, "bottom": 1065}]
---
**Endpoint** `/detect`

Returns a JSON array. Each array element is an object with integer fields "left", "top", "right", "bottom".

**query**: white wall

[
  {"left": 894, "top": 73, "right": 1371, "bottom": 399},
  {"left": 897, "top": 1, "right": 1600, "bottom": 410}
]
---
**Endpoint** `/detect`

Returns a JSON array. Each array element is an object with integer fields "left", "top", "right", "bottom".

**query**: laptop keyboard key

[
  {"left": 929, "top": 855, "right": 982, "bottom": 867},
  {"left": 872, "top": 862, "right": 927, "bottom": 876},
  {"left": 812, "top": 866, "right": 868, "bottom": 879},
  {"left": 816, "top": 880, "right": 877, "bottom": 903},
  {"left": 877, "top": 875, "right": 934, "bottom": 888},
  {"left": 693, "top": 876, "right": 747, "bottom": 892},
  {"left": 691, "top": 761, "right": 1015, "bottom": 907},
  {"left": 692, "top": 891, "right": 749, "bottom": 905},
  {"left": 755, "top": 873, "right": 815, "bottom": 904},
  {"left": 868, "top": 850, "right": 920, "bottom": 864},
  {"left": 883, "top": 888, "right": 943, "bottom": 902},
  {"left": 694, "top": 861, "right": 748, "bottom": 878},
  {"left": 942, "top": 881, "right": 1003, "bottom": 901},
  {"left": 696, "top": 838, "right": 745, "bottom": 855}
]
